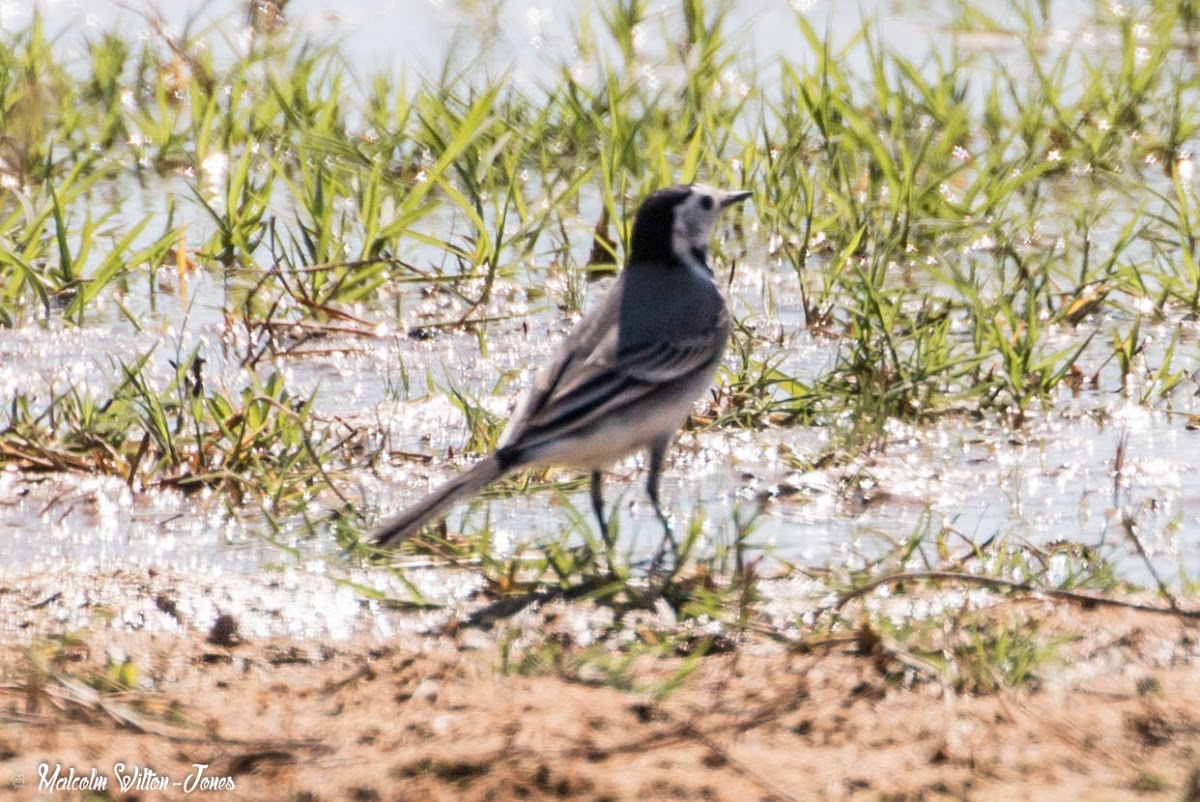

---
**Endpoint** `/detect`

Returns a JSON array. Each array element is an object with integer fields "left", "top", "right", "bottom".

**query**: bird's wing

[
  {"left": 508, "top": 324, "right": 724, "bottom": 449},
  {"left": 615, "top": 331, "right": 727, "bottom": 383},
  {"left": 498, "top": 265, "right": 729, "bottom": 456}
]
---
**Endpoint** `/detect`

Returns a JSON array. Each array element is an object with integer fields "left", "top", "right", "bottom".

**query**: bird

[{"left": 372, "top": 183, "right": 751, "bottom": 551}]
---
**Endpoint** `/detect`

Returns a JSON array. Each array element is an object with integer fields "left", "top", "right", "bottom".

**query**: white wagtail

[{"left": 373, "top": 184, "right": 751, "bottom": 549}]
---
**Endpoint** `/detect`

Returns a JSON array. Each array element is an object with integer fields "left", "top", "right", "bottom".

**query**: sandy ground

[{"left": 2, "top": 587, "right": 1200, "bottom": 801}]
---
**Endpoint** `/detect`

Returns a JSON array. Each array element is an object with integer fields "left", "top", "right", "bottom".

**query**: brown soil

[{"left": 2, "top": 595, "right": 1200, "bottom": 801}]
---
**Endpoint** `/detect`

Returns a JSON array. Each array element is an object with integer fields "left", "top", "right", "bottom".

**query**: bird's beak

[{"left": 720, "top": 190, "right": 752, "bottom": 208}]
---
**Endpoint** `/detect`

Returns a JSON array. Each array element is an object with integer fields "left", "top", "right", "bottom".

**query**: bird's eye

[{"left": 699, "top": 196, "right": 714, "bottom": 211}]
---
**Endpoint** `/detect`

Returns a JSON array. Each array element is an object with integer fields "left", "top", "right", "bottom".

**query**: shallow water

[{"left": 2, "top": 0, "right": 1199, "bottom": 639}]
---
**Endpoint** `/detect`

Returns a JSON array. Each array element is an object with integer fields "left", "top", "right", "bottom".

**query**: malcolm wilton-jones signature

[{"left": 32, "top": 762, "right": 235, "bottom": 794}]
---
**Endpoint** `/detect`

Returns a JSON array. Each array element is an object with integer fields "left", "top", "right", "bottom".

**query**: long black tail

[{"left": 372, "top": 456, "right": 506, "bottom": 548}]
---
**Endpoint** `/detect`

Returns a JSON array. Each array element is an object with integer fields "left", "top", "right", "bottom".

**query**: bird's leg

[
  {"left": 646, "top": 438, "right": 678, "bottom": 565},
  {"left": 589, "top": 470, "right": 610, "bottom": 549},
  {"left": 590, "top": 470, "right": 623, "bottom": 579}
]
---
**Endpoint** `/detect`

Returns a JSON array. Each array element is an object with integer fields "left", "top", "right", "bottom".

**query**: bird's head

[{"left": 628, "top": 184, "right": 751, "bottom": 270}]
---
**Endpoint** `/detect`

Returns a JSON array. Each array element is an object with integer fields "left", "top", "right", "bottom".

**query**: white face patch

[{"left": 670, "top": 184, "right": 737, "bottom": 271}]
